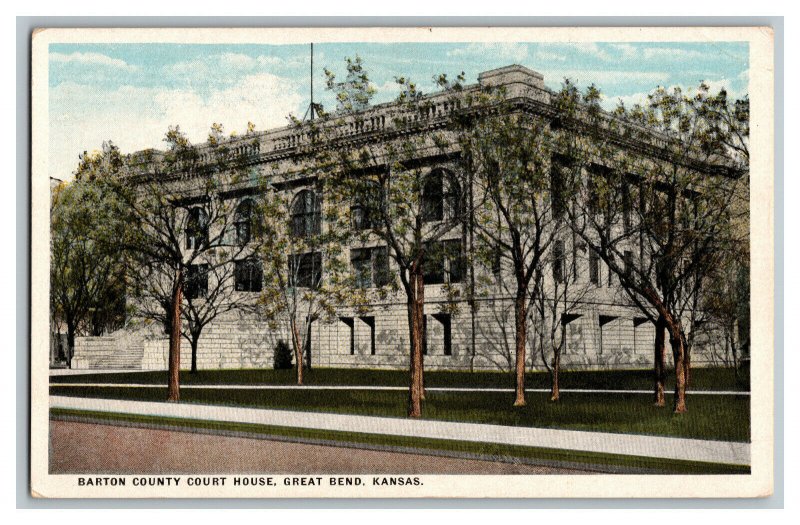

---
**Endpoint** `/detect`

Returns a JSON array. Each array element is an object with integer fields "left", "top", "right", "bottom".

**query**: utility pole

[
  {"left": 310, "top": 42, "right": 315, "bottom": 121},
  {"left": 303, "top": 42, "right": 318, "bottom": 122}
]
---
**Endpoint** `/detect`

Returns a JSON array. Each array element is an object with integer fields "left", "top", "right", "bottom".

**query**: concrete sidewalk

[
  {"left": 50, "top": 395, "right": 750, "bottom": 466},
  {"left": 49, "top": 382, "right": 750, "bottom": 396},
  {"left": 49, "top": 369, "right": 141, "bottom": 376}
]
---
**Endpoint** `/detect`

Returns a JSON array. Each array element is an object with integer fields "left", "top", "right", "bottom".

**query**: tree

[
  {"left": 560, "top": 81, "right": 747, "bottom": 413},
  {"left": 110, "top": 124, "right": 258, "bottom": 400},
  {"left": 455, "top": 91, "right": 561, "bottom": 407},
  {"left": 317, "top": 61, "right": 470, "bottom": 417},
  {"left": 50, "top": 144, "right": 127, "bottom": 366},
  {"left": 324, "top": 55, "right": 377, "bottom": 114},
  {"left": 254, "top": 169, "right": 356, "bottom": 386},
  {"left": 530, "top": 225, "right": 594, "bottom": 402},
  {"left": 180, "top": 125, "right": 266, "bottom": 373}
]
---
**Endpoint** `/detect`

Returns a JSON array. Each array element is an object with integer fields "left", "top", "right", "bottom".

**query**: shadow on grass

[{"left": 51, "top": 366, "right": 751, "bottom": 391}]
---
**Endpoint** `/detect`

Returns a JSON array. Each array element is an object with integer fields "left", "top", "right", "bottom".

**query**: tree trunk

[
  {"left": 730, "top": 329, "right": 739, "bottom": 382},
  {"left": 550, "top": 349, "right": 561, "bottom": 402},
  {"left": 304, "top": 319, "right": 313, "bottom": 371},
  {"left": 167, "top": 270, "right": 183, "bottom": 403},
  {"left": 667, "top": 320, "right": 688, "bottom": 414},
  {"left": 66, "top": 324, "right": 76, "bottom": 369},
  {"left": 407, "top": 265, "right": 425, "bottom": 418},
  {"left": 290, "top": 318, "right": 304, "bottom": 386},
  {"left": 653, "top": 315, "right": 667, "bottom": 407},
  {"left": 513, "top": 288, "right": 528, "bottom": 407},
  {"left": 190, "top": 335, "right": 199, "bottom": 374},
  {"left": 682, "top": 331, "right": 691, "bottom": 389}
]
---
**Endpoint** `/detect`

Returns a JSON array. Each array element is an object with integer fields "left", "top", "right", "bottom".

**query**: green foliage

[
  {"left": 73, "top": 141, "right": 125, "bottom": 182},
  {"left": 273, "top": 339, "right": 293, "bottom": 370},
  {"left": 323, "top": 55, "right": 377, "bottom": 113},
  {"left": 51, "top": 159, "right": 128, "bottom": 358}
]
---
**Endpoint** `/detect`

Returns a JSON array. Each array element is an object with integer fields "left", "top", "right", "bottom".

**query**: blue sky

[{"left": 48, "top": 41, "right": 748, "bottom": 180}]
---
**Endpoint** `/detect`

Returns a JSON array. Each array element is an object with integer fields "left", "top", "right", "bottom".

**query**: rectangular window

[
  {"left": 360, "top": 316, "right": 376, "bottom": 355},
  {"left": 352, "top": 182, "right": 383, "bottom": 230},
  {"left": 372, "top": 247, "right": 390, "bottom": 287},
  {"left": 351, "top": 247, "right": 391, "bottom": 288},
  {"left": 422, "top": 173, "right": 444, "bottom": 222},
  {"left": 185, "top": 208, "right": 209, "bottom": 250},
  {"left": 186, "top": 264, "right": 209, "bottom": 299},
  {"left": 350, "top": 203, "right": 369, "bottom": 231},
  {"left": 553, "top": 239, "right": 565, "bottom": 283},
  {"left": 587, "top": 163, "right": 613, "bottom": 216},
  {"left": 289, "top": 252, "right": 322, "bottom": 289},
  {"left": 550, "top": 155, "right": 568, "bottom": 217},
  {"left": 423, "top": 240, "right": 464, "bottom": 285},
  {"left": 438, "top": 313, "right": 452, "bottom": 356},
  {"left": 350, "top": 248, "right": 372, "bottom": 288},
  {"left": 340, "top": 317, "right": 355, "bottom": 355},
  {"left": 622, "top": 182, "right": 632, "bottom": 232},
  {"left": 423, "top": 244, "right": 445, "bottom": 285},
  {"left": 422, "top": 313, "right": 453, "bottom": 356},
  {"left": 589, "top": 250, "right": 600, "bottom": 285},
  {"left": 624, "top": 250, "right": 634, "bottom": 278},
  {"left": 491, "top": 244, "right": 502, "bottom": 276},
  {"left": 445, "top": 240, "right": 465, "bottom": 284},
  {"left": 572, "top": 235, "right": 578, "bottom": 282},
  {"left": 235, "top": 258, "right": 263, "bottom": 292}
]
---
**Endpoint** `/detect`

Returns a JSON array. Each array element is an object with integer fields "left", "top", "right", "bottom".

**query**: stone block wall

[{"left": 75, "top": 292, "right": 721, "bottom": 373}]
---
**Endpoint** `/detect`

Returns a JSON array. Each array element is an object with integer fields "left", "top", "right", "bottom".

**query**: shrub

[{"left": 273, "top": 339, "right": 293, "bottom": 370}]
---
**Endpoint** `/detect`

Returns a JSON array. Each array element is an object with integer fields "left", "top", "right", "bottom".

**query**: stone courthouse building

[{"left": 71, "top": 65, "right": 735, "bottom": 372}]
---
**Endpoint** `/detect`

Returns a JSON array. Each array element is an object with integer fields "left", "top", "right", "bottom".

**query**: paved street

[{"left": 50, "top": 420, "right": 588, "bottom": 474}]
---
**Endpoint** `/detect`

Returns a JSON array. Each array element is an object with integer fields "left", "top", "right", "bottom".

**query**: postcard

[{"left": 30, "top": 26, "right": 774, "bottom": 498}]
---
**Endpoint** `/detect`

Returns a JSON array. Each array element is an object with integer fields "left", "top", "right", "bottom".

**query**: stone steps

[{"left": 80, "top": 343, "right": 145, "bottom": 370}]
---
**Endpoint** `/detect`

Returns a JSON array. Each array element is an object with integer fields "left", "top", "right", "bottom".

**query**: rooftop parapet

[{"left": 125, "top": 64, "right": 741, "bottom": 179}]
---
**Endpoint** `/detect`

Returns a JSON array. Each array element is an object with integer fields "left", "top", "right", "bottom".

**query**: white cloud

[
  {"left": 533, "top": 50, "right": 567, "bottom": 62},
  {"left": 608, "top": 44, "right": 638, "bottom": 59},
  {"left": 539, "top": 43, "right": 709, "bottom": 64},
  {"left": 602, "top": 91, "right": 651, "bottom": 111},
  {"left": 537, "top": 42, "right": 612, "bottom": 62},
  {"left": 572, "top": 43, "right": 612, "bottom": 61},
  {"left": 539, "top": 69, "right": 670, "bottom": 87},
  {"left": 50, "top": 52, "right": 139, "bottom": 71},
  {"left": 375, "top": 80, "right": 403, "bottom": 101},
  {"left": 447, "top": 43, "right": 528, "bottom": 63},
  {"left": 49, "top": 73, "right": 303, "bottom": 180},
  {"left": 163, "top": 53, "right": 305, "bottom": 79}
]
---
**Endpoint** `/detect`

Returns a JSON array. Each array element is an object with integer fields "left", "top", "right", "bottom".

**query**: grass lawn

[
  {"left": 50, "top": 366, "right": 750, "bottom": 391},
  {"left": 51, "top": 408, "right": 749, "bottom": 474},
  {"left": 50, "top": 384, "right": 750, "bottom": 443}
]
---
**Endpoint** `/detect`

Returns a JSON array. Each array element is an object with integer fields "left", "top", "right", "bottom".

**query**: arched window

[
  {"left": 422, "top": 169, "right": 461, "bottom": 222},
  {"left": 185, "top": 207, "right": 209, "bottom": 250},
  {"left": 291, "top": 189, "right": 321, "bottom": 238},
  {"left": 234, "top": 199, "right": 256, "bottom": 245}
]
